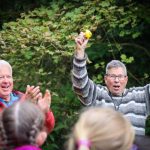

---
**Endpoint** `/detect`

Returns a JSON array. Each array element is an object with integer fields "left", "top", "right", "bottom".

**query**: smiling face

[
  {"left": 104, "top": 67, "right": 128, "bottom": 96},
  {"left": 0, "top": 64, "right": 13, "bottom": 101}
]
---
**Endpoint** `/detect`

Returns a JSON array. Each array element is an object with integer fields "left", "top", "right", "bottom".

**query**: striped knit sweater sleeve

[{"left": 71, "top": 53, "right": 102, "bottom": 106}]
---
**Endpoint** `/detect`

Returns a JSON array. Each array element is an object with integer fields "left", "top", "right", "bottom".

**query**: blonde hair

[{"left": 67, "top": 107, "right": 135, "bottom": 150}]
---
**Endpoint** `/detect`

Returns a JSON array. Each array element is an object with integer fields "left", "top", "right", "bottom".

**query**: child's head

[
  {"left": 67, "top": 107, "right": 135, "bottom": 150},
  {"left": 0, "top": 101, "right": 47, "bottom": 150}
]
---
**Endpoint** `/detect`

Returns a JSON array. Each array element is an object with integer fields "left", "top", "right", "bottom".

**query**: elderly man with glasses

[{"left": 71, "top": 32, "right": 150, "bottom": 139}]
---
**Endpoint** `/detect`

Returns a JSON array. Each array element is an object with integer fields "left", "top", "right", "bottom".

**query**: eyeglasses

[{"left": 106, "top": 74, "right": 127, "bottom": 80}]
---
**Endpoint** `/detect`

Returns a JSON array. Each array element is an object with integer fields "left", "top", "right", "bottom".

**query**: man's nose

[
  {"left": 114, "top": 77, "right": 120, "bottom": 82},
  {"left": 2, "top": 76, "right": 9, "bottom": 82}
]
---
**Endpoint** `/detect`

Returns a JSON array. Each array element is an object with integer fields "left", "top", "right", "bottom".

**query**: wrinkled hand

[
  {"left": 24, "top": 85, "right": 42, "bottom": 104},
  {"left": 37, "top": 89, "right": 51, "bottom": 114},
  {"left": 75, "top": 32, "right": 89, "bottom": 58}
]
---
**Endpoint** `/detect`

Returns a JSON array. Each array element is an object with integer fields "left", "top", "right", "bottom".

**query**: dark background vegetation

[{"left": 0, "top": 0, "right": 150, "bottom": 149}]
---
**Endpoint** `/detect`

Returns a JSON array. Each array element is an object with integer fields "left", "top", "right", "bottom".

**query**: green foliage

[
  {"left": 121, "top": 54, "right": 134, "bottom": 63},
  {"left": 0, "top": 0, "right": 150, "bottom": 149}
]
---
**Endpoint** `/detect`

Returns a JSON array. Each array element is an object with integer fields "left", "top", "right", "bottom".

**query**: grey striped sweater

[{"left": 72, "top": 54, "right": 150, "bottom": 136}]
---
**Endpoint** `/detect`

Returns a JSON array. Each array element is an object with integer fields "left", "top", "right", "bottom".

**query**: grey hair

[
  {"left": 106, "top": 60, "right": 127, "bottom": 75},
  {"left": 0, "top": 60, "right": 12, "bottom": 75}
]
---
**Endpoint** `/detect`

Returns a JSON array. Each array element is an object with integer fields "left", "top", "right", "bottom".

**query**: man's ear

[
  {"left": 104, "top": 76, "right": 107, "bottom": 85},
  {"left": 35, "top": 131, "right": 47, "bottom": 146}
]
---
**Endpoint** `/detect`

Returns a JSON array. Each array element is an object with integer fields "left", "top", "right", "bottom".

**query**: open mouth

[
  {"left": 1, "top": 85, "right": 10, "bottom": 90},
  {"left": 113, "top": 85, "right": 120, "bottom": 90}
]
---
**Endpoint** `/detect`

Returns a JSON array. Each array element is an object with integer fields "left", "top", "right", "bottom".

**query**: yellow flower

[{"left": 84, "top": 30, "right": 92, "bottom": 39}]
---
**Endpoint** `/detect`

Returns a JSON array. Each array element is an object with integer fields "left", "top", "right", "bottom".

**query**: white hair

[{"left": 0, "top": 60, "right": 12, "bottom": 75}]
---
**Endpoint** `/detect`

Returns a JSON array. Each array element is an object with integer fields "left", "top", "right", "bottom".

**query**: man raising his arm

[{"left": 72, "top": 32, "right": 150, "bottom": 136}]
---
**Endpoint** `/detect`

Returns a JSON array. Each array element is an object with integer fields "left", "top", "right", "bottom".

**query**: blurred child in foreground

[{"left": 67, "top": 107, "right": 135, "bottom": 150}]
